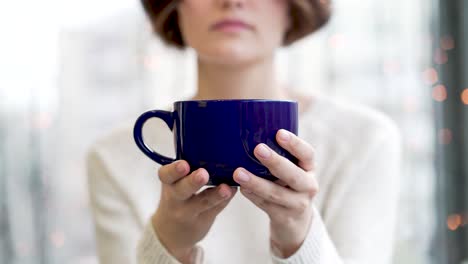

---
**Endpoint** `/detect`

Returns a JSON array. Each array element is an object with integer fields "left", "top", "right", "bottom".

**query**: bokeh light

[
  {"left": 447, "top": 214, "right": 462, "bottom": 231},
  {"left": 422, "top": 67, "right": 438, "bottom": 85},
  {"left": 461, "top": 88, "right": 468, "bottom": 105},
  {"left": 434, "top": 48, "right": 448, "bottom": 64},
  {"left": 50, "top": 230, "right": 66, "bottom": 249},
  {"left": 438, "top": 128, "right": 453, "bottom": 145},
  {"left": 440, "top": 35, "right": 455, "bottom": 51},
  {"left": 432, "top": 85, "right": 448, "bottom": 102}
]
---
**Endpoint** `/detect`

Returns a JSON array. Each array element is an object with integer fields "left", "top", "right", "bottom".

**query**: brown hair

[{"left": 141, "top": 0, "right": 331, "bottom": 49}]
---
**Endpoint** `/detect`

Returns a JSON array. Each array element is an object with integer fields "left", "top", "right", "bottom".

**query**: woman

[{"left": 87, "top": 0, "right": 402, "bottom": 263}]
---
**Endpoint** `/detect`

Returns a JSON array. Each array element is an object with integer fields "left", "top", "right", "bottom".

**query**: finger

[
  {"left": 275, "top": 179, "right": 290, "bottom": 188},
  {"left": 240, "top": 188, "right": 285, "bottom": 216},
  {"left": 199, "top": 187, "right": 238, "bottom": 219},
  {"left": 158, "top": 160, "right": 190, "bottom": 184},
  {"left": 276, "top": 129, "right": 315, "bottom": 171},
  {"left": 233, "top": 168, "right": 305, "bottom": 209},
  {"left": 170, "top": 168, "right": 209, "bottom": 200},
  {"left": 187, "top": 184, "right": 234, "bottom": 216},
  {"left": 253, "top": 143, "right": 314, "bottom": 192}
]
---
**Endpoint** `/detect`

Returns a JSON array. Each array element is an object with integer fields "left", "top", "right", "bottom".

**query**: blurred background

[{"left": 1, "top": 0, "right": 467, "bottom": 264}]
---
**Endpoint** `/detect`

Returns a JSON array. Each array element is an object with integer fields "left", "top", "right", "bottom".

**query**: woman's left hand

[{"left": 233, "top": 129, "right": 318, "bottom": 258}]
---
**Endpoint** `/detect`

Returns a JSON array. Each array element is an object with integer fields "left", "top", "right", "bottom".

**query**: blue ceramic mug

[{"left": 133, "top": 99, "right": 298, "bottom": 186}]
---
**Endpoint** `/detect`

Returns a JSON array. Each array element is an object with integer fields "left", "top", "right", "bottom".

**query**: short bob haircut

[{"left": 141, "top": 0, "right": 331, "bottom": 49}]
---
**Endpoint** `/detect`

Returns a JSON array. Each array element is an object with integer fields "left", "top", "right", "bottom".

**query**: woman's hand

[
  {"left": 153, "top": 160, "right": 237, "bottom": 263},
  {"left": 233, "top": 129, "right": 318, "bottom": 258}
]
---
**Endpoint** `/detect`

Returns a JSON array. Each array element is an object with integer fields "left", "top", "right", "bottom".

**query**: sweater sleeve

[
  {"left": 270, "top": 125, "right": 402, "bottom": 264},
  {"left": 270, "top": 206, "right": 343, "bottom": 264},
  {"left": 87, "top": 147, "right": 204, "bottom": 264},
  {"left": 136, "top": 219, "right": 204, "bottom": 264},
  {"left": 87, "top": 148, "right": 142, "bottom": 264}
]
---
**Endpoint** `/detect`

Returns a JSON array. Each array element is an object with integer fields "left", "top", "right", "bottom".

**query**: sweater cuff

[
  {"left": 270, "top": 207, "right": 340, "bottom": 264},
  {"left": 136, "top": 220, "right": 204, "bottom": 264}
]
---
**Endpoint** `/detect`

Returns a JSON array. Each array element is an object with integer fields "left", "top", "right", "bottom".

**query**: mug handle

[{"left": 133, "top": 110, "right": 176, "bottom": 165}]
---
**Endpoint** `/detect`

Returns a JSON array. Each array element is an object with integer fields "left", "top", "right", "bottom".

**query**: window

[{"left": 2, "top": 1, "right": 465, "bottom": 263}]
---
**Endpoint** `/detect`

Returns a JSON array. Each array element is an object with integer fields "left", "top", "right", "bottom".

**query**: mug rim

[{"left": 174, "top": 99, "right": 298, "bottom": 104}]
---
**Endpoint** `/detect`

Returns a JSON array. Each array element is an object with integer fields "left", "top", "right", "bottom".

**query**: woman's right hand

[{"left": 152, "top": 160, "right": 237, "bottom": 263}]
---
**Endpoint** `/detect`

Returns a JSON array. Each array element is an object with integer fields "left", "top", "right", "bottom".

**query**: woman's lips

[{"left": 212, "top": 19, "right": 253, "bottom": 32}]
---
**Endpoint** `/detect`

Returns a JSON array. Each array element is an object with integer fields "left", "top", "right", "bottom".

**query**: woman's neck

[{"left": 192, "top": 55, "right": 288, "bottom": 100}]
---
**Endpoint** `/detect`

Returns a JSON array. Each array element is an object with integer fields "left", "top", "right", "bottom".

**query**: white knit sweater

[{"left": 87, "top": 94, "right": 402, "bottom": 264}]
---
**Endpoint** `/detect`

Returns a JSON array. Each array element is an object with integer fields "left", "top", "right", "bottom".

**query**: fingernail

[
  {"left": 196, "top": 170, "right": 206, "bottom": 184},
  {"left": 278, "top": 129, "right": 290, "bottom": 141},
  {"left": 256, "top": 144, "right": 271, "bottom": 159},
  {"left": 176, "top": 161, "right": 185, "bottom": 173},
  {"left": 236, "top": 169, "right": 250, "bottom": 183}
]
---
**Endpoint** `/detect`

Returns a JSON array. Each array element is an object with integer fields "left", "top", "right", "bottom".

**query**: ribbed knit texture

[{"left": 136, "top": 221, "right": 203, "bottom": 264}]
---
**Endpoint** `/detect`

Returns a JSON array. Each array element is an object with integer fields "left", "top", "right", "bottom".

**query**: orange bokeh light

[
  {"left": 432, "top": 85, "right": 448, "bottom": 102},
  {"left": 461, "top": 89, "right": 468, "bottom": 105},
  {"left": 447, "top": 214, "right": 462, "bottom": 231}
]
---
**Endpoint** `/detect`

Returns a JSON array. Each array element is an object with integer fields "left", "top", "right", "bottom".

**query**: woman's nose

[{"left": 218, "top": 0, "right": 245, "bottom": 9}]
